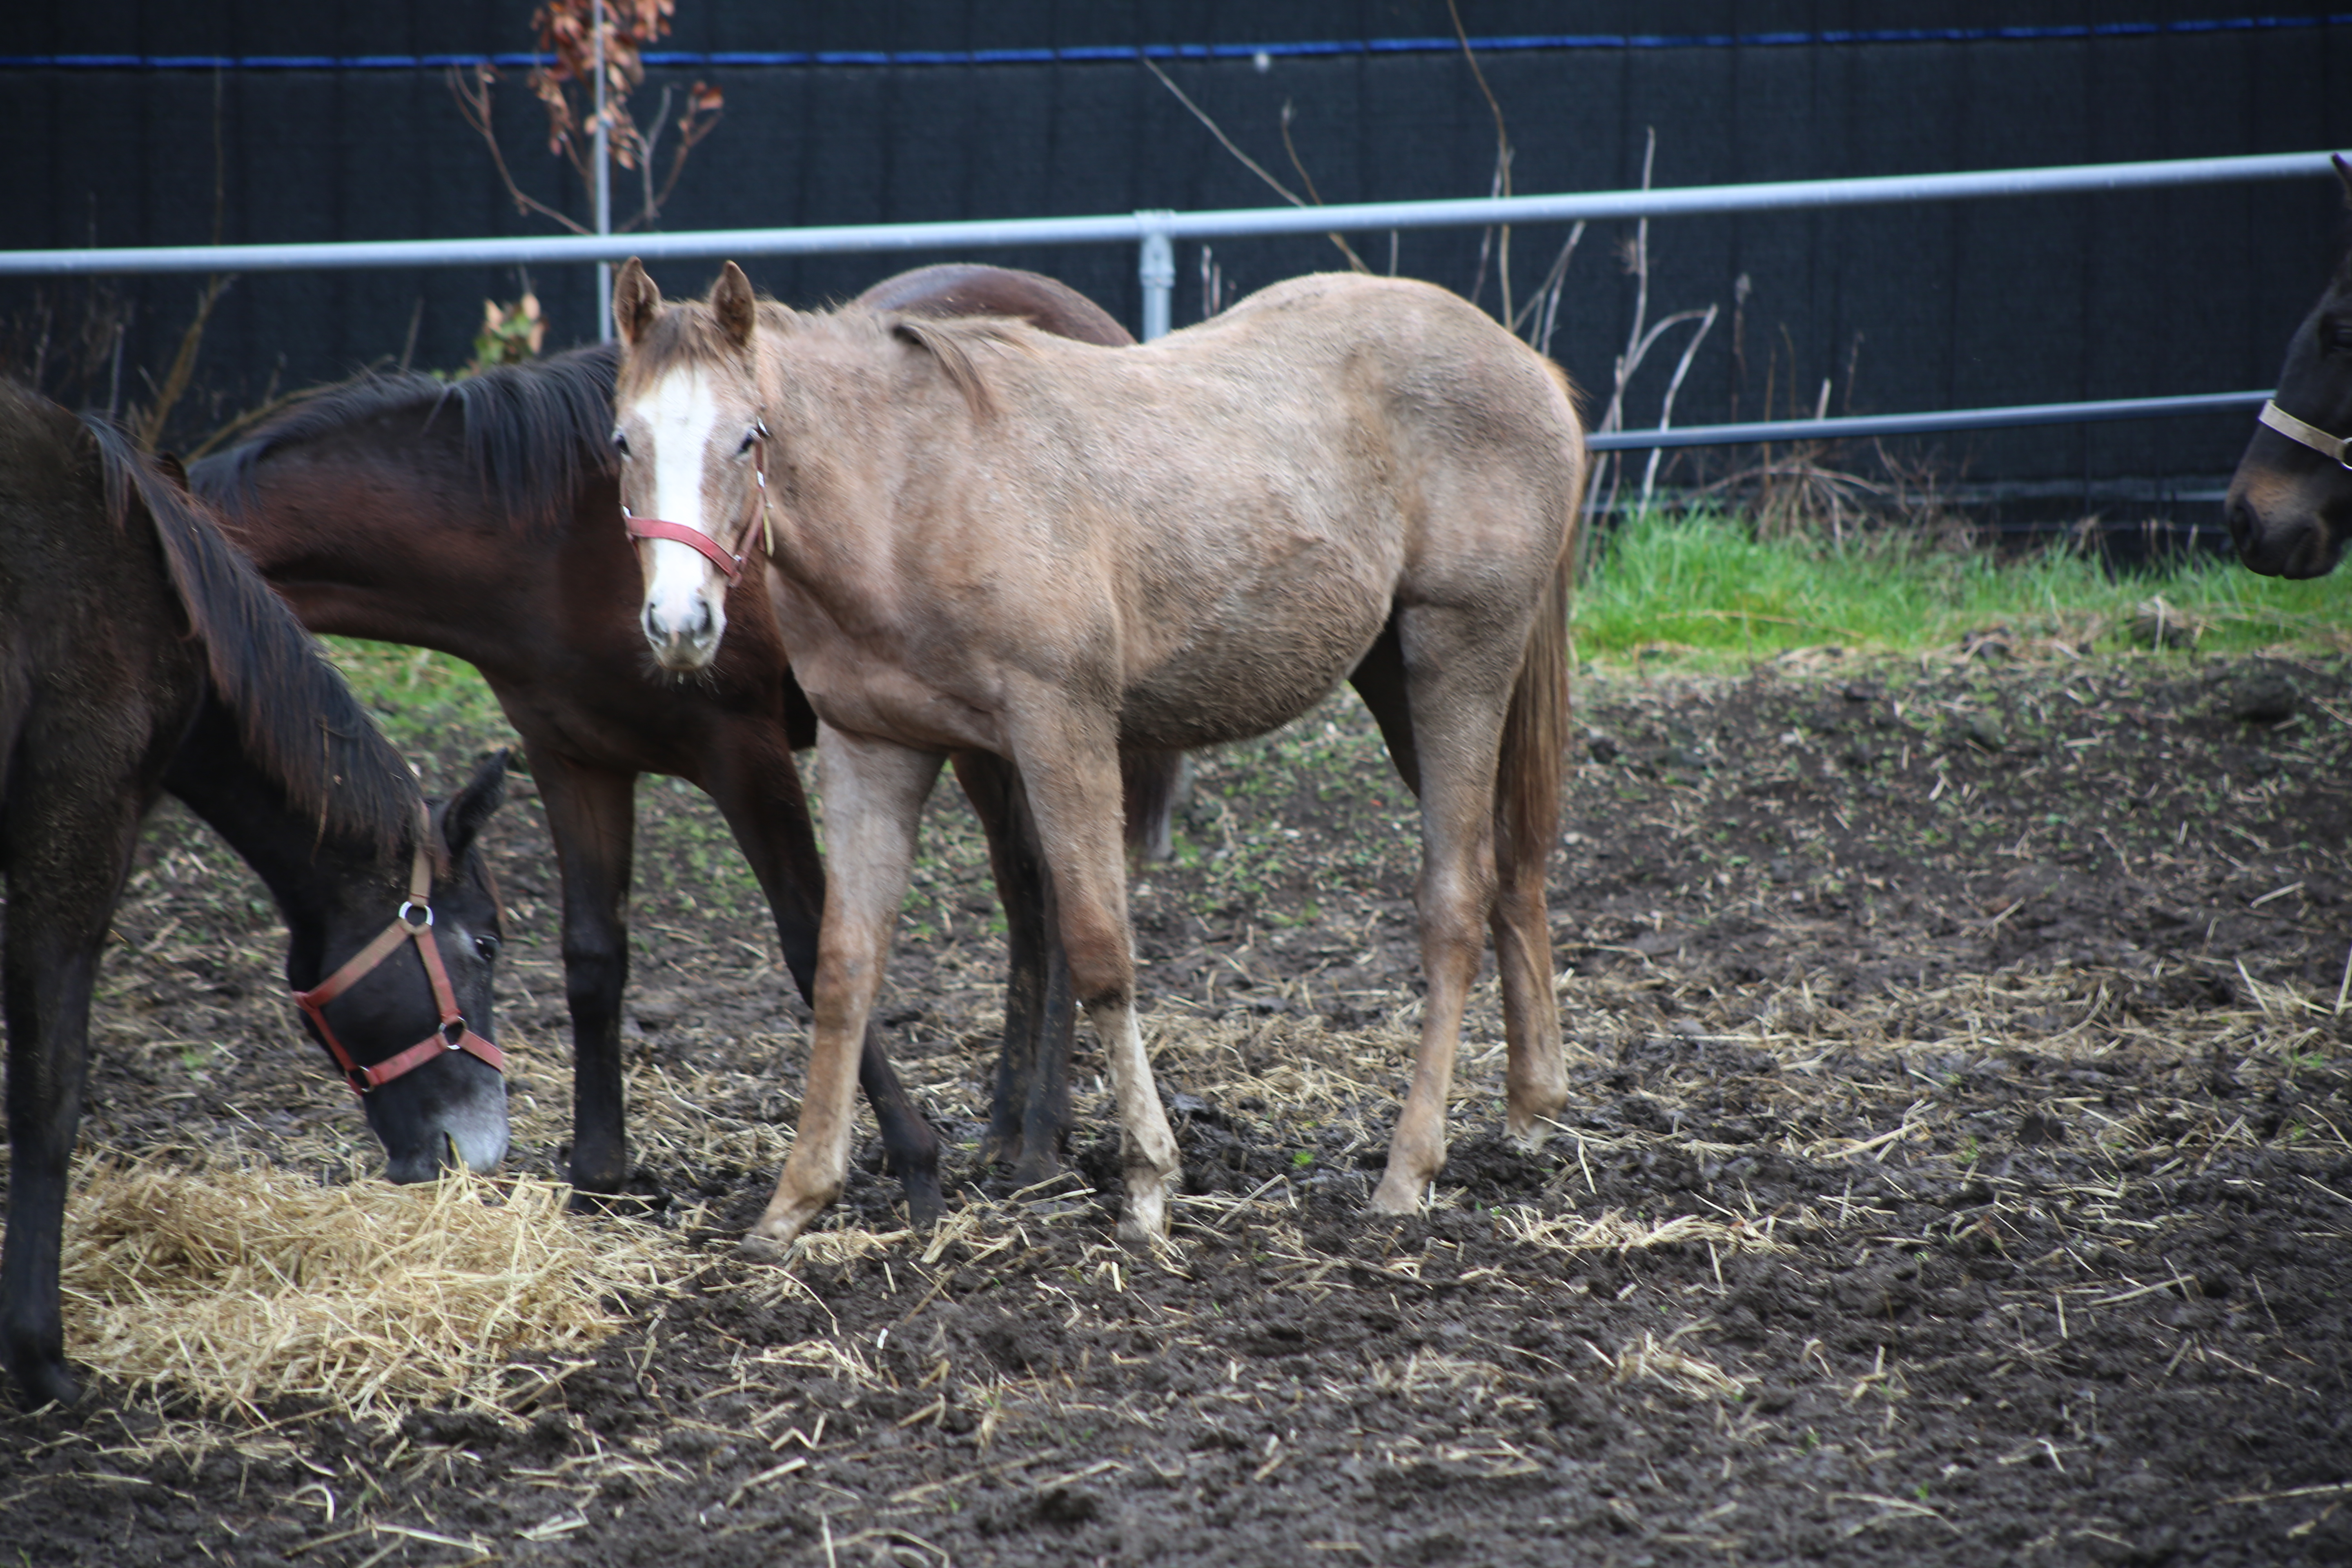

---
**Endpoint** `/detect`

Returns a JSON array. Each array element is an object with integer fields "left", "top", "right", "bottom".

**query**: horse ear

[
  {"left": 439, "top": 748, "right": 510, "bottom": 865},
  {"left": 2334, "top": 153, "right": 2352, "bottom": 207},
  {"left": 712, "top": 261, "right": 757, "bottom": 350},
  {"left": 614, "top": 258, "right": 662, "bottom": 348}
]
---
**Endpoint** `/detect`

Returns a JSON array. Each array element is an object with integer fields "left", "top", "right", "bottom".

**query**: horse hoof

[
  {"left": 903, "top": 1171, "right": 947, "bottom": 1228},
  {"left": 1116, "top": 1187, "right": 1169, "bottom": 1247},
  {"left": 1368, "top": 1173, "right": 1428, "bottom": 1215},
  {"left": 736, "top": 1232, "right": 793, "bottom": 1265},
  {"left": 1008, "top": 1153, "right": 1064, "bottom": 1195},
  {"left": 8, "top": 1356, "right": 82, "bottom": 1412}
]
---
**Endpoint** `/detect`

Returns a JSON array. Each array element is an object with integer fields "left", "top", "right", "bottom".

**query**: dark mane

[
  {"left": 190, "top": 344, "right": 618, "bottom": 530},
  {"left": 83, "top": 415, "right": 421, "bottom": 861}
]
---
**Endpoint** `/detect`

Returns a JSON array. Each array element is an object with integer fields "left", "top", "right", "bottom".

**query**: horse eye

[
  {"left": 611, "top": 430, "right": 630, "bottom": 457},
  {"left": 474, "top": 933, "right": 501, "bottom": 961},
  {"left": 2328, "top": 322, "right": 2352, "bottom": 354},
  {"left": 738, "top": 428, "right": 760, "bottom": 455}
]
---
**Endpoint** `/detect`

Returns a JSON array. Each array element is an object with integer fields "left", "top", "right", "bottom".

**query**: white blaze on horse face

[{"left": 631, "top": 368, "right": 731, "bottom": 670}]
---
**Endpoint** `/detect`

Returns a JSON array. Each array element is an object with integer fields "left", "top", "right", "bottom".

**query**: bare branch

[
  {"left": 447, "top": 66, "right": 591, "bottom": 234},
  {"left": 1141, "top": 58, "right": 1367, "bottom": 274},
  {"left": 134, "top": 274, "right": 233, "bottom": 452},
  {"left": 1641, "top": 302, "right": 1722, "bottom": 504},
  {"left": 1451, "top": 0, "right": 1513, "bottom": 323},
  {"left": 1280, "top": 102, "right": 1370, "bottom": 274}
]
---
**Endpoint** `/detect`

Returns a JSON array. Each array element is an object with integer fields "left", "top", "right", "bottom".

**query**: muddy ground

[{"left": 6, "top": 645, "right": 2352, "bottom": 1566}]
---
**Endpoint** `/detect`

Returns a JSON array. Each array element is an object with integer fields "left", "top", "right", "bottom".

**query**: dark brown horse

[
  {"left": 2227, "top": 156, "right": 2352, "bottom": 578},
  {"left": 190, "top": 265, "right": 1168, "bottom": 1215},
  {"left": 1, "top": 380, "right": 508, "bottom": 1408}
]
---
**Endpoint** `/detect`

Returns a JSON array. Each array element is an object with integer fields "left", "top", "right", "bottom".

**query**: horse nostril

[
  {"left": 694, "top": 598, "right": 716, "bottom": 639},
  {"left": 642, "top": 604, "right": 662, "bottom": 642}
]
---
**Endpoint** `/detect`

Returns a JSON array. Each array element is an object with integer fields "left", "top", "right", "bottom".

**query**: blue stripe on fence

[{"left": 5, "top": 15, "right": 2348, "bottom": 72}]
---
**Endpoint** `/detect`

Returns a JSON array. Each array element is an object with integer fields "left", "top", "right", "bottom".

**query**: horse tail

[
  {"left": 80, "top": 416, "right": 419, "bottom": 862},
  {"left": 1494, "top": 366, "right": 1581, "bottom": 880},
  {"left": 1486, "top": 389, "right": 1581, "bottom": 1125},
  {"left": 1493, "top": 531, "right": 1572, "bottom": 885}
]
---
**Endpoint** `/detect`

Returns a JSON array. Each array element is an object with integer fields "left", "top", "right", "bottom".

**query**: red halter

[
  {"left": 292, "top": 805, "right": 503, "bottom": 1096},
  {"left": 621, "top": 439, "right": 771, "bottom": 585}
]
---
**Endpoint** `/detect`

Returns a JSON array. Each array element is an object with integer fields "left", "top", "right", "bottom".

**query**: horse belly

[{"left": 1118, "top": 599, "right": 1386, "bottom": 751}]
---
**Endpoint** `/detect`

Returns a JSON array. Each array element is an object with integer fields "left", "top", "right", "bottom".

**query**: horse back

[
  {"left": 833, "top": 274, "right": 1580, "bottom": 751},
  {"left": 854, "top": 264, "right": 1134, "bottom": 349}
]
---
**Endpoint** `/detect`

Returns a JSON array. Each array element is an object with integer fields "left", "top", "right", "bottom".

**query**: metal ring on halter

[{"left": 399, "top": 900, "right": 432, "bottom": 929}]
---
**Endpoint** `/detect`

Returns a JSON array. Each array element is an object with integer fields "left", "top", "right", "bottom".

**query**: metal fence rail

[
  {"left": 0, "top": 149, "right": 2326, "bottom": 281},
  {"left": 0, "top": 147, "right": 2332, "bottom": 445},
  {"left": 1583, "top": 390, "right": 2274, "bottom": 452}
]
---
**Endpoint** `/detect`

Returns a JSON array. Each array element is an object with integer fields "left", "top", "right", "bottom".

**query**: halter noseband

[
  {"left": 2258, "top": 399, "right": 2352, "bottom": 469},
  {"left": 292, "top": 803, "right": 503, "bottom": 1096},
  {"left": 621, "top": 430, "right": 773, "bottom": 584}
]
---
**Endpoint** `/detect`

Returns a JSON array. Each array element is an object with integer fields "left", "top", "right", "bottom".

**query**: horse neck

[
  {"left": 216, "top": 433, "right": 589, "bottom": 672},
  {"left": 160, "top": 692, "right": 397, "bottom": 955}
]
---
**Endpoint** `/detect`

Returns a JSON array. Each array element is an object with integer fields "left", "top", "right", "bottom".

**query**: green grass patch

[
  {"left": 1574, "top": 508, "right": 2350, "bottom": 665},
  {"left": 321, "top": 638, "right": 515, "bottom": 766}
]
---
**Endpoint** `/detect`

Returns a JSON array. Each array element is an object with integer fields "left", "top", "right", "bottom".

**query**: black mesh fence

[{"left": 4, "top": 1, "right": 2347, "bottom": 512}]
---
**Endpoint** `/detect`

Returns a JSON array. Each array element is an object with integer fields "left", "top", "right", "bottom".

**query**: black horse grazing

[
  {"left": 2227, "top": 155, "right": 2352, "bottom": 579},
  {"left": 191, "top": 264, "right": 1169, "bottom": 1212},
  {"left": 0, "top": 381, "right": 509, "bottom": 1408}
]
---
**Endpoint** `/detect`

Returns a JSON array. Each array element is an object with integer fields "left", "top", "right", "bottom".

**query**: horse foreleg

[
  {"left": 524, "top": 745, "right": 639, "bottom": 1197},
  {"left": 706, "top": 721, "right": 945, "bottom": 1223},
  {"left": 2, "top": 800, "right": 143, "bottom": 1409},
  {"left": 1007, "top": 708, "right": 1181, "bottom": 1245},
  {"left": 951, "top": 750, "right": 1074, "bottom": 1185},
  {"left": 747, "top": 725, "right": 942, "bottom": 1256}
]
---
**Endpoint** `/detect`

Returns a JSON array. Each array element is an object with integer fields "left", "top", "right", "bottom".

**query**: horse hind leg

[
  {"left": 1355, "top": 608, "right": 1526, "bottom": 1215},
  {"left": 1120, "top": 748, "right": 1189, "bottom": 865}
]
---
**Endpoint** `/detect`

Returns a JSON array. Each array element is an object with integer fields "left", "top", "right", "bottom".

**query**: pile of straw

[{"left": 58, "top": 1158, "right": 684, "bottom": 1414}]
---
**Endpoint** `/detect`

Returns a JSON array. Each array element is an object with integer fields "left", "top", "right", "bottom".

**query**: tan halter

[{"left": 2258, "top": 400, "right": 2352, "bottom": 469}]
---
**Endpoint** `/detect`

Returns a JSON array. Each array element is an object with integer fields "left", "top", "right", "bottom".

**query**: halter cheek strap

[
  {"left": 291, "top": 804, "right": 504, "bottom": 1096},
  {"left": 621, "top": 441, "right": 772, "bottom": 585},
  {"left": 2258, "top": 399, "right": 2352, "bottom": 469}
]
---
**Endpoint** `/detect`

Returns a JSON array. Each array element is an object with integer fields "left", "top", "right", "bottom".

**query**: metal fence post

[{"left": 1136, "top": 210, "right": 1175, "bottom": 341}]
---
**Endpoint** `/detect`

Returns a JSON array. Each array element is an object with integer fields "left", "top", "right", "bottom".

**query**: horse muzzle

[
  {"left": 2225, "top": 474, "right": 2348, "bottom": 579},
  {"left": 641, "top": 594, "right": 724, "bottom": 671},
  {"left": 371, "top": 1057, "right": 511, "bottom": 1183}
]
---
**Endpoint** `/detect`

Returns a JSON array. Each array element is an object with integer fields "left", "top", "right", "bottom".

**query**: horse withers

[
  {"left": 2226, "top": 154, "right": 2352, "bottom": 578},
  {"left": 612, "top": 260, "right": 1581, "bottom": 1252},
  {"left": 0, "top": 382, "right": 508, "bottom": 1408}
]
